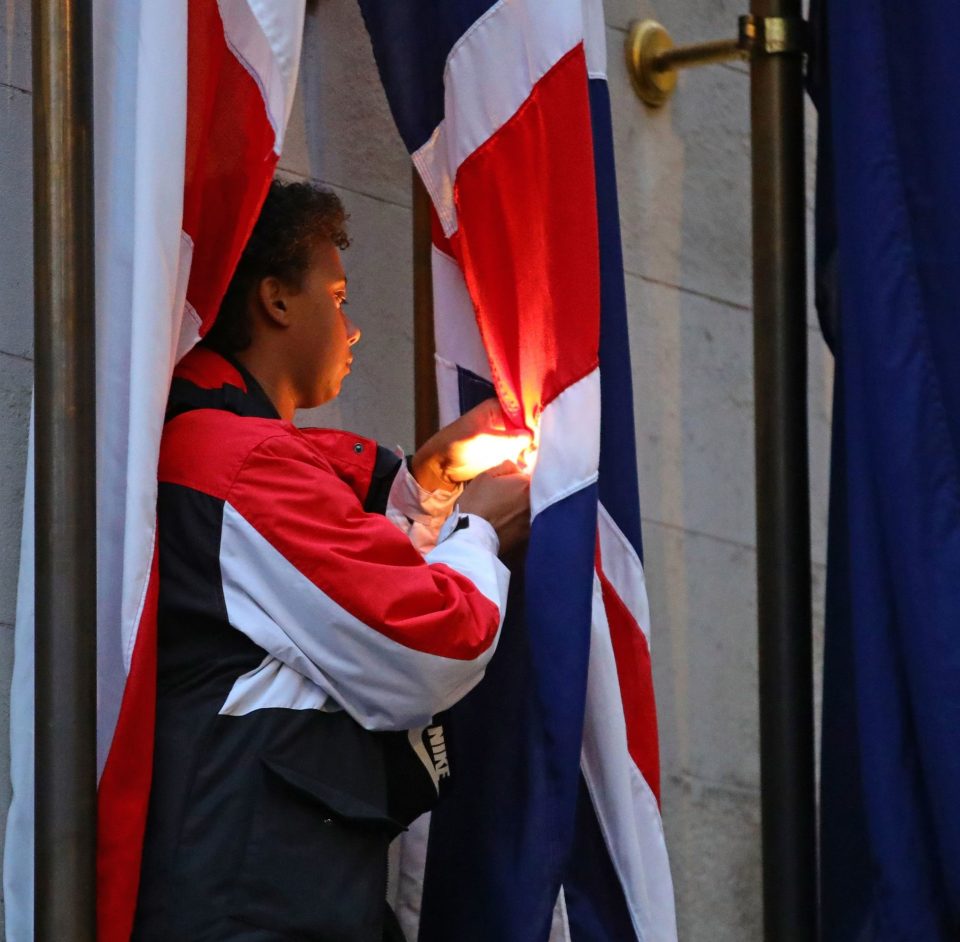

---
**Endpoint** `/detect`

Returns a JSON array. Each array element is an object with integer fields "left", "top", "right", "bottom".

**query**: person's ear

[{"left": 257, "top": 276, "right": 292, "bottom": 327}]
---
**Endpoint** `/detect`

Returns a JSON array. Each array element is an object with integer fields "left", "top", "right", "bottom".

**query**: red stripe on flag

[
  {"left": 451, "top": 44, "right": 600, "bottom": 429},
  {"left": 97, "top": 546, "right": 159, "bottom": 942},
  {"left": 597, "top": 563, "right": 662, "bottom": 805},
  {"left": 183, "top": 2, "right": 278, "bottom": 334}
]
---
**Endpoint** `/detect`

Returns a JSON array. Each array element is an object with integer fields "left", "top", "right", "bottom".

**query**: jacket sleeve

[
  {"left": 219, "top": 431, "right": 509, "bottom": 731},
  {"left": 385, "top": 458, "right": 463, "bottom": 555}
]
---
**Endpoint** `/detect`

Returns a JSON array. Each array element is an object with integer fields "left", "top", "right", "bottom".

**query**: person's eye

[{"left": 335, "top": 294, "right": 348, "bottom": 308}]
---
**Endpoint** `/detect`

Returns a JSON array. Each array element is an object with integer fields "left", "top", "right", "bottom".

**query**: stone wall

[{"left": 0, "top": 0, "right": 829, "bottom": 937}]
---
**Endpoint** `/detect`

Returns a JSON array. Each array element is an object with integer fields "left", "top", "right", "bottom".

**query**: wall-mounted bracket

[{"left": 625, "top": 16, "right": 806, "bottom": 107}]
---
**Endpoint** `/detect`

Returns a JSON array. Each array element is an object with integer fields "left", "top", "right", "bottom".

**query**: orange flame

[{"left": 452, "top": 432, "right": 533, "bottom": 479}]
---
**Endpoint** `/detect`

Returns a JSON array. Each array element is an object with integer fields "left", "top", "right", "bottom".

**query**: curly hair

[{"left": 203, "top": 179, "right": 350, "bottom": 354}]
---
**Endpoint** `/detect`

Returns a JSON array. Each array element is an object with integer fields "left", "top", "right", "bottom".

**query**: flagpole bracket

[{"left": 625, "top": 16, "right": 807, "bottom": 108}]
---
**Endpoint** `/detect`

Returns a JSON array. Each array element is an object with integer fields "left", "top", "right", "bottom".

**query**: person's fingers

[
  {"left": 464, "top": 397, "right": 525, "bottom": 435},
  {"left": 485, "top": 459, "right": 522, "bottom": 477},
  {"left": 477, "top": 397, "right": 504, "bottom": 425}
]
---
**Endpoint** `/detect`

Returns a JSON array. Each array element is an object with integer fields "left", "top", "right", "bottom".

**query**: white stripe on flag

[
  {"left": 4, "top": 406, "right": 34, "bottom": 942},
  {"left": 413, "top": 0, "right": 584, "bottom": 236},
  {"left": 531, "top": 368, "right": 601, "bottom": 519},
  {"left": 549, "top": 886, "right": 573, "bottom": 942},
  {"left": 176, "top": 233, "right": 201, "bottom": 362},
  {"left": 431, "top": 244, "right": 491, "bottom": 383},
  {"left": 583, "top": 575, "right": 678, "bottom": 942},
  {"left": 216, "top": 0, "right": 306, "bottom": 153},
  {"left": 581, "top": 0, "right": 607, "bottom": 79},
  {"left": 598, "top": 502, "right": 652, "bottom": 643},
  {"left": 435, "top": 355, "right": 465, "bottom": 429},
  {"left": 95, "top": 0, "right": 189, "bottom": 766}
]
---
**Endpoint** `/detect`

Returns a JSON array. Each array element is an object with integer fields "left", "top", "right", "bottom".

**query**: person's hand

[
  {"left": 411, "top": 398, "right": 532, "bottom": 491},
  {"left": 458, "top": 461, "right": 531, "bottom": 555}
]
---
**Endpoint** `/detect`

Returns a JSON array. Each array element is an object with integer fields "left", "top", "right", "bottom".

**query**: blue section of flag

[
  {"left": 589, "top": 78, "right": 644, "bottom": 563},
  {"left": 420, "top": 486, "right": 598, "bottom": 941},
  {"left": 818, "top": 0, "right": 960, "bottom": 936},
  {"left": 457, "top": 366, "right": 496, "bottom": 414},
  {"left": 550, "top": 80, "right": 648, "bottom": 941},
  {"left": 563, "top": 777, "right": 638, "bottom": 941},
  {"left": 356, "top": 0, "right": 498, "bottom": 153}
]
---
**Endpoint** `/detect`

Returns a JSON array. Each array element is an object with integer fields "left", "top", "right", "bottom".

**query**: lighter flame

[{"left": 452, "top": 432, "right": 533, "bottom": 479}]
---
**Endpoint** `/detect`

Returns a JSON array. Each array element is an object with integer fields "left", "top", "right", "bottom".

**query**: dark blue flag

[{"left": 814, "top": 0, "right": 960, "bottom": 937}]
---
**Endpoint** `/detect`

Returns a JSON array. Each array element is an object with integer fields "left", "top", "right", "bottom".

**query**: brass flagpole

[
  {"left": 412, "top": 168, "right": 439, "bottom": 448},
  {"left": 748, "top": 0, "right": 817, "bottom": 934},
  {"left": 32, "top": 0, "right": 97, "bottom": 937}
]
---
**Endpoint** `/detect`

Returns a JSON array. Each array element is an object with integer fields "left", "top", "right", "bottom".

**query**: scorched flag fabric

[{"left": 358, "top": 2, "right": 677, "bottom": 939}]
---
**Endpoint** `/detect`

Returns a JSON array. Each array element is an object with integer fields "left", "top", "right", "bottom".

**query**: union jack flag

[{"left": 359, "top": 2, "right": 677, "bottom": 938}]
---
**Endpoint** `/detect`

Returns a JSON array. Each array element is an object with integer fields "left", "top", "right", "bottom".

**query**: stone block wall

[{"left": 0, "top": 0, "right": 830, "bottom": 937}]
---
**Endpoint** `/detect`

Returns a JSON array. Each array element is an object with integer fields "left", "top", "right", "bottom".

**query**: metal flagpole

[
  {"left": 625, "top": 9, "right": 817, "bottom": 938},
  {"left": 32, "top": 0, "right": 98, "bottom": 937},
  {"left": 412, "top": 168, "right": 439, "bottom": 448},
  {"left": 748, "top": 0, "right": 817, "bottom": 935}
]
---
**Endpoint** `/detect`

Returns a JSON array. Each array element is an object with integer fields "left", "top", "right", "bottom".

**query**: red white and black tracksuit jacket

[{"left": 133, "top": 348, "right": 509, "bottom": 941}]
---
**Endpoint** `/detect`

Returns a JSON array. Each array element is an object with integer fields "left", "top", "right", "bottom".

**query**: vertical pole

[
  {"left": 749, "top": 3, "right": 817, "bottom": 939},
  {"left": 412, "top": 168, "right": 439, "bottom": 448},
  {"left": 32, "top": 0, "right": 97, "bottom": 939}
]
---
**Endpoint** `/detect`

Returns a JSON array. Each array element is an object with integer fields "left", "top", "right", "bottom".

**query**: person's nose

[{"left": 345, "top": 315, "right": 361, "bottom": 347}]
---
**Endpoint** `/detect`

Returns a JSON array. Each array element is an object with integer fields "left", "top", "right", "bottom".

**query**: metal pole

[
  {"left": 653, "top": 37, "right": 745, "bottom": 72},
  {"left": 749, "top": 0, "right": 817, "bottom": 937},
  {"left": 412, "top": 168, "right": 439, "bottom": 448},
  {"left": 32, "top": 0, "right": 97, "bottom": 938}
]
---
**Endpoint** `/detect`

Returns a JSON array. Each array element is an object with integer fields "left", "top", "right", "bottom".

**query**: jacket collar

[{"left": 166, "top": 346, "right": 280, "bottom": 422}]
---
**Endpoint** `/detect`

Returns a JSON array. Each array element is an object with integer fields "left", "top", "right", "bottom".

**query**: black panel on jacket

[{"left": 364, "top": 446, "right": 404, "bottom": 514}]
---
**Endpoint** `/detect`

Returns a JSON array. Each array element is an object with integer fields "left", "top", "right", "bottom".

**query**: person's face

[{"left": 283, "top": 239, "right": 361, "bottom": 408}]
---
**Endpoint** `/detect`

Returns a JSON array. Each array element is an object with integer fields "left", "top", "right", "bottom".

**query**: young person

[{"left": 133, "top": 180, "right": 530, "bottom": 941}]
